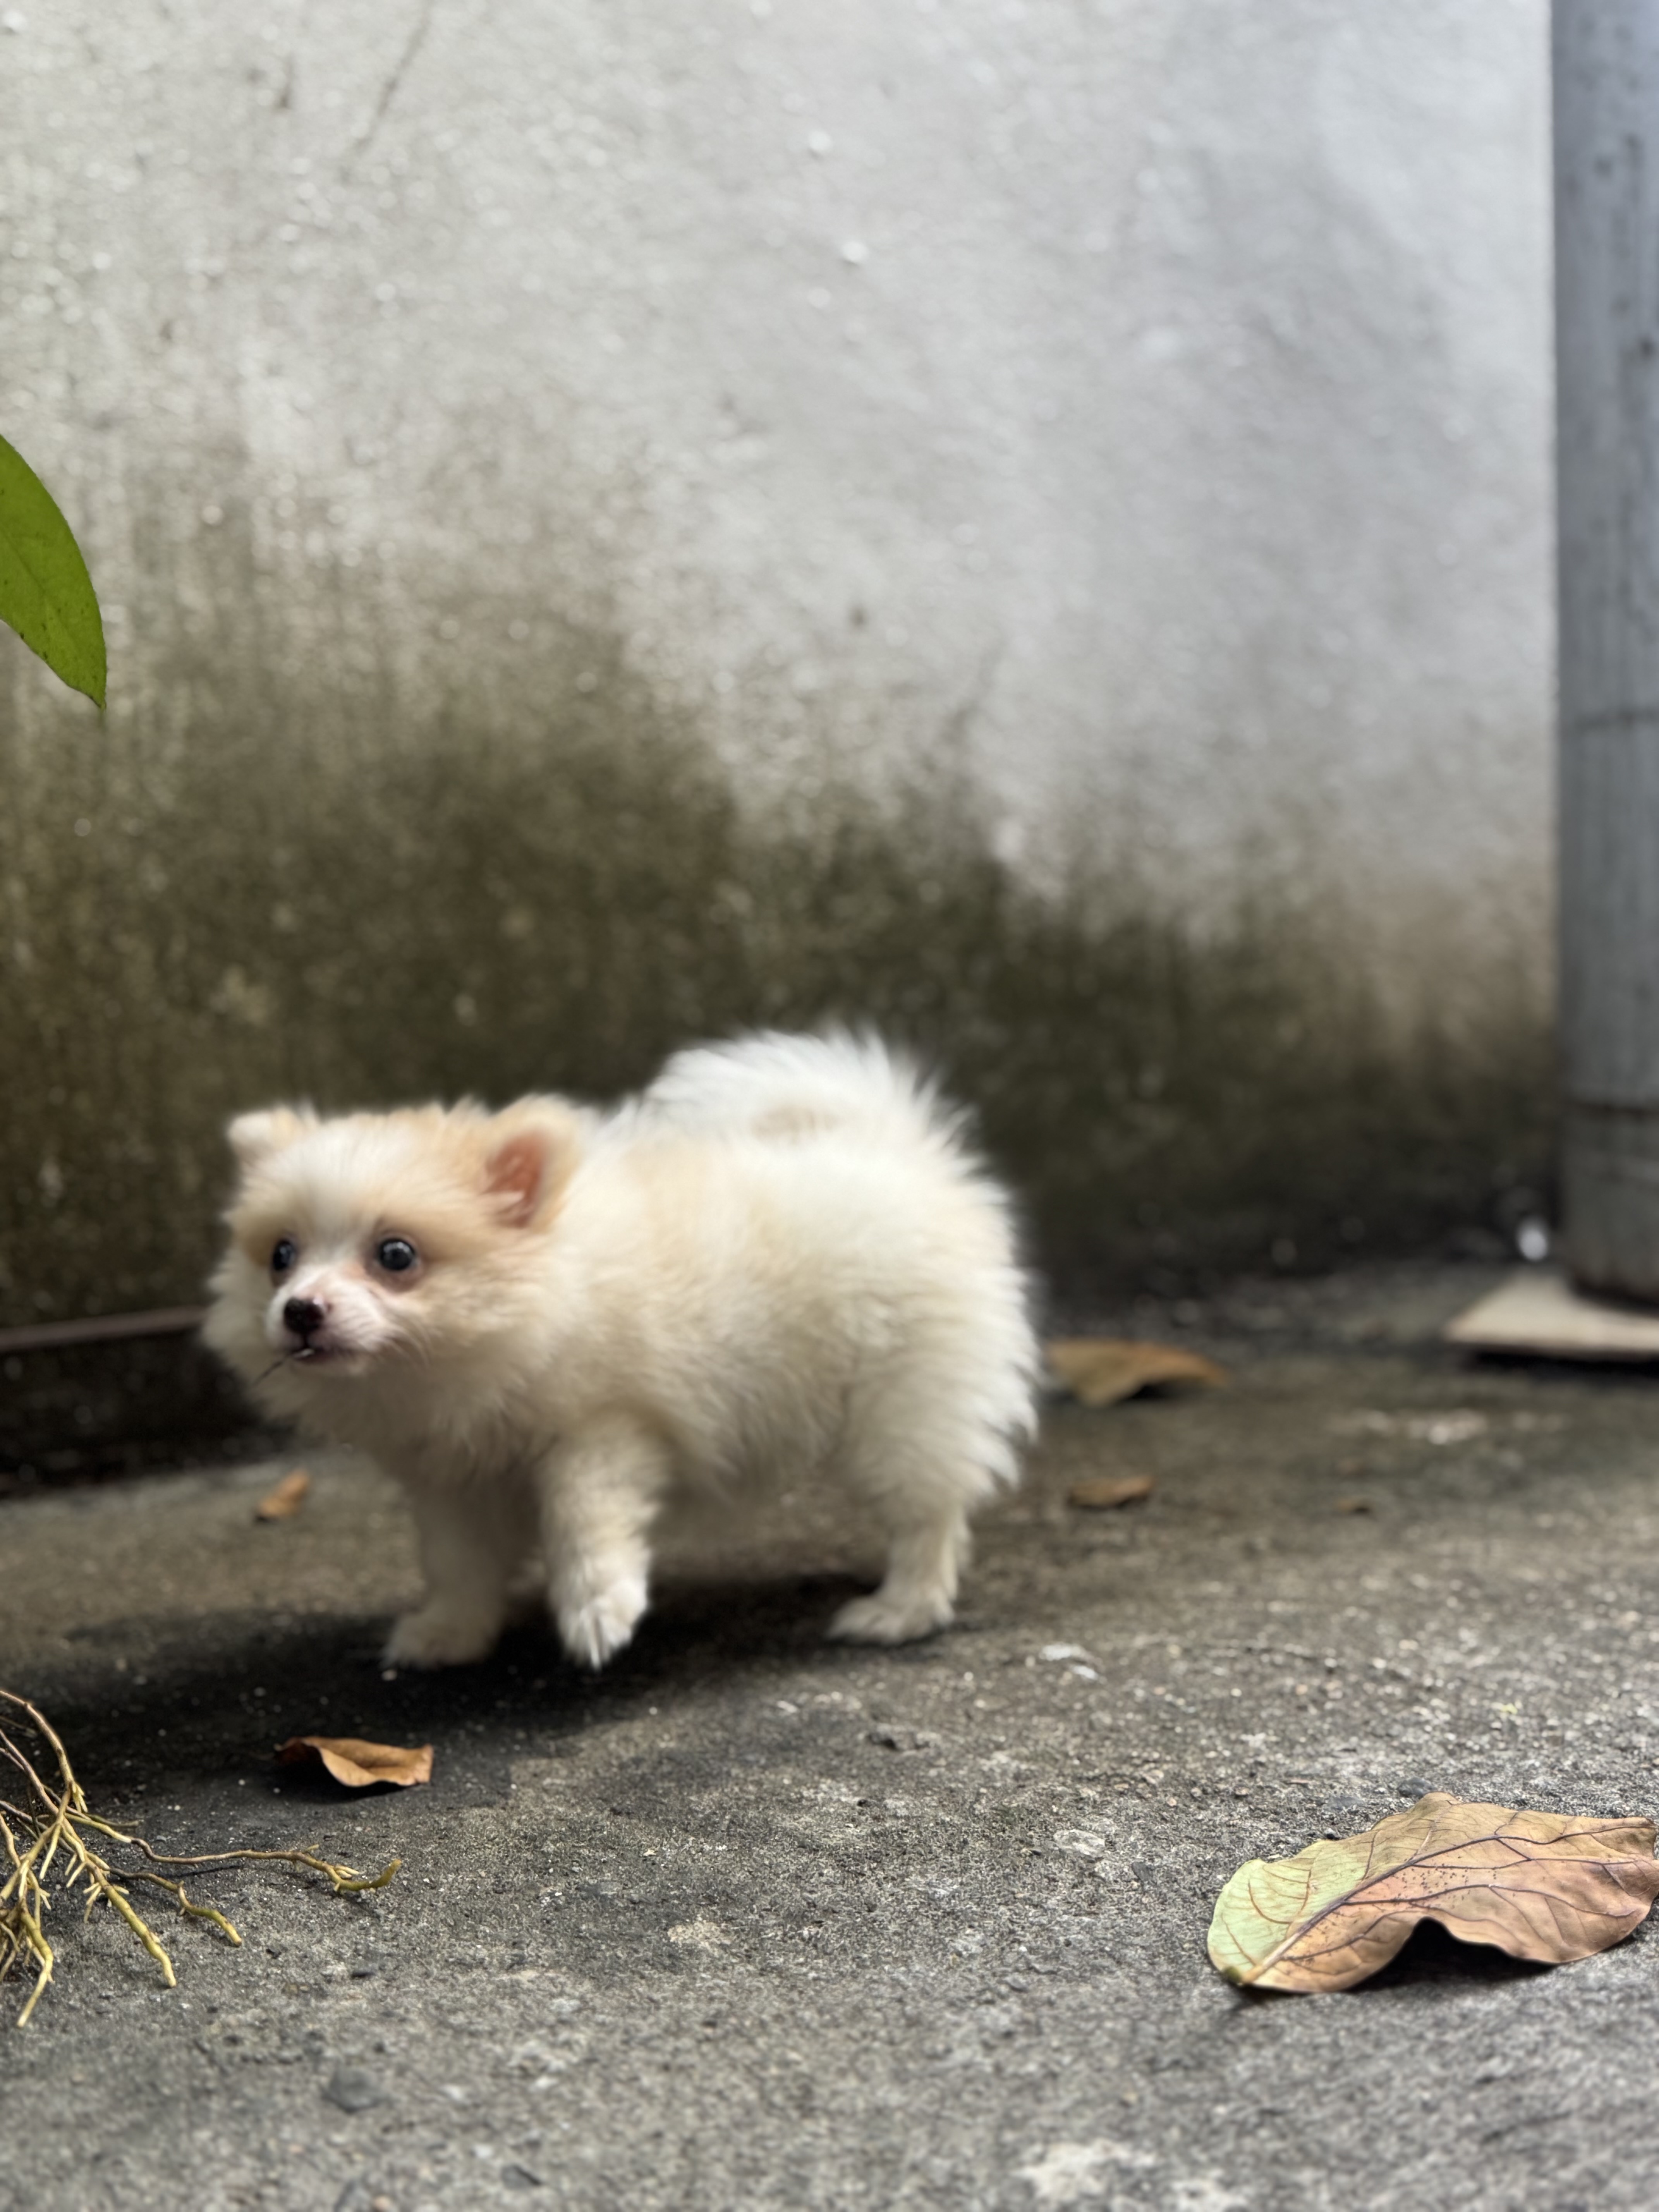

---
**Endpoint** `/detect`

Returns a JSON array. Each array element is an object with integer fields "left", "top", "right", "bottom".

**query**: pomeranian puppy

[{"left": 205, "top": 1032, "right": 1037, "bottom": 1671}]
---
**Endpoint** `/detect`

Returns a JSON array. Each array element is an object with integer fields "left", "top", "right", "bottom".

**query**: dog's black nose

[{"left": 283, "top": 1295, "right": 325, "bottom": 1338}]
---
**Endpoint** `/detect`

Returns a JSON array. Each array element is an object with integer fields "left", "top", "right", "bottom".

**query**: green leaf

[{"left": 0, "top": 433, "right": 107, "bottom": 710}]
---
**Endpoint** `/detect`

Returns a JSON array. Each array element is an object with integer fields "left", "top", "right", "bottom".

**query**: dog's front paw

[
  {"left": 383, "top": 1601, "right": 501, "bottom": 1669},
  {"left": 828, "top": 1589, "right": 953, "bottom": 1646},
  {"left": 554, "top": 1571, "right": 647, "bottom": 1671}
]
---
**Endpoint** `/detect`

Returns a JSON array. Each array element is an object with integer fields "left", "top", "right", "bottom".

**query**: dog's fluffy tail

[{"left": 643, "top": 1029, "right": 963, "bottom": 1153}]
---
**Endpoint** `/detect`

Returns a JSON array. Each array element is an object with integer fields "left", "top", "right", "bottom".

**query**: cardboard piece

[{"left": 1444, "top": 1267, "right": 1659, "bottom": 1362}]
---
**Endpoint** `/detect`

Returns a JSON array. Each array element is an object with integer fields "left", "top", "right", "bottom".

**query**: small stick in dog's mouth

[{"left": 254, "top": 1348, "right": 316, "bottom": 1384}]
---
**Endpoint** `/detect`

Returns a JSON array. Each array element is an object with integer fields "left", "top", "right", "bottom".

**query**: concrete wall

[{"left": 0, "top": 0, "right": 1555, "bottom": 1326}]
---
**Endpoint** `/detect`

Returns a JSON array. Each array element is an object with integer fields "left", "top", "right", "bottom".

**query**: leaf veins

[{"left": 1208, "top": 1792, "right": 1659, "bottom": 1992}]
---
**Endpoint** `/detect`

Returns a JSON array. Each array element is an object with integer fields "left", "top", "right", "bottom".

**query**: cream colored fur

[{"left": 205, "top": 1032, "right": 1038, "bottom": 1670}]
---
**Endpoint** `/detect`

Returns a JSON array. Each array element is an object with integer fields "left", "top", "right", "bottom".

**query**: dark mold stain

[{"left": 0, "top": 551, "right": 1551, "bottom": 1378}]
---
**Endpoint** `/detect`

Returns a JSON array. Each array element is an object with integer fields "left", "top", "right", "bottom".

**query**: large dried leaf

[
  {"left": 275, "top": 1736, "right": 433, "bottom": 1790},
  {"left": 1045, "top": 1338, "right": 1227, "bottom": 1408},
  {"left": 254, "top": 1468, "right": 311, "bottom": 1521},
  {"left": 1209, "top": 1792, "right": 1659, "bottom": 1992}
]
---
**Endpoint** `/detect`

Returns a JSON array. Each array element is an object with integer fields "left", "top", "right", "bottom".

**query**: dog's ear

[
  {"left": 483, "top": 1101, "right": 584, "bottom": 1228},
  {"left": 228, "top": 1106, "right": 316, "bottom": 1173}
]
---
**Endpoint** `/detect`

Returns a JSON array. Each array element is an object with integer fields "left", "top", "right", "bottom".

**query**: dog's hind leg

[
  {"left": 824, "top": 1360, "right": 1022, "bottom": 1645},
  {"left": 828, "top": 1500, "right": 972, "bottom": 1645}
]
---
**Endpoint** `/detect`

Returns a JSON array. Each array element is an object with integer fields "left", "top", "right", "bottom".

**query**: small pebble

[{"left": 324, "top": 2068, "right": 389, "bottom": 2115}]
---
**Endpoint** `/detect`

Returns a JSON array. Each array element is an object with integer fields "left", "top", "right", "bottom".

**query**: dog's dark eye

[
  {"left": 271, "top": 1237, "right": 297, "bottom": 1276},
  {"left": 376, "top": 1237, "right": 419, "bottom": 1274}
]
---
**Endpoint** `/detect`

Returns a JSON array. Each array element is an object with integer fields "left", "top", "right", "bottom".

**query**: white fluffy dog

[{"left": 205, "top": 1032, "right": 1037, "bottom": 1671}]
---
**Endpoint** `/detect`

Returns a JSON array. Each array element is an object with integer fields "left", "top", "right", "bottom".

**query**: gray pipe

[{"left": 1556, "top": 0, "right": 1659, "bottom": 1300}]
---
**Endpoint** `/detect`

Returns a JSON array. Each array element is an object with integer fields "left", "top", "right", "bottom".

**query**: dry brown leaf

[
  {"left": 1208, "top": 1791, "right": 1659, "bottom": 1992},
  {"left": 1067, "top": 1473, "right": 1156, "bottom": 1510},
  {"left": 275, "top": 1736, "right": 433, "bottom": 1790},
  {"left": 254, "top": 1468, "right": 311, "bottom": 1521},
  {"left": 1045, "top": 1338, "right": 1228, "bottom": 1408}
]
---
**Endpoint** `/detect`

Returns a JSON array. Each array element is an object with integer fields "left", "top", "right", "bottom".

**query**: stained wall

[{"left": 0, "top": 1, "right": 1555, "bottom": 1322}]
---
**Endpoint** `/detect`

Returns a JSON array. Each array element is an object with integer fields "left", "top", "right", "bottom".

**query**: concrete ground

[{"left": 4, "top": 1264, "right": 1659, "bottom": 2212}]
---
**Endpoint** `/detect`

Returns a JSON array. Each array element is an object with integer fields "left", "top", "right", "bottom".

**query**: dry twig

[{"left": 0, "top": 1689, "right": 400, "bottom": 2027}]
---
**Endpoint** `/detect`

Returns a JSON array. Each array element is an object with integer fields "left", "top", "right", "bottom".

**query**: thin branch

[{"left": 0, "top": 1690, "right": 402, "bottom": 2025}]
